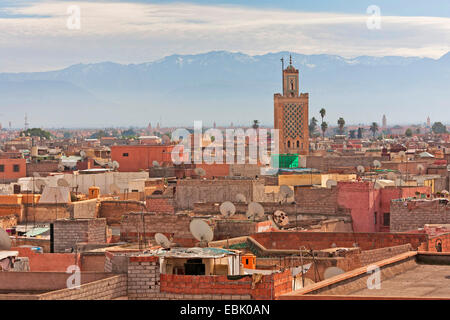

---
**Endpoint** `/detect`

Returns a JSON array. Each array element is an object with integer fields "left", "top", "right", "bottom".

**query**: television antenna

[
  {"left": 246, "top": 202, "right": 265, "bottom": 221},
  {"left": 154, "top": 233, "right": 172, "bottom": 249},
  {"left": 189, "top": 219, "right": 214, "bottom": 246},
  {"left": 235, "top": 193, "right": 246, "bottom": 203},
  {"left": 279, "top": 185, "right": 294, "bottom": 203},
  {"left": 219, "top": 201, "right": 236, "bottom": 218},
  {"left": 273, "top": 210, "right": 289, "bottom": 228},
  {"left": 0, "top": 228, "right": 11, "bottom": 250}
]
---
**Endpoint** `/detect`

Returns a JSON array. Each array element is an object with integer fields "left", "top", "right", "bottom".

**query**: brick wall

[
  {"left": 390, "top": 200, "right": 450, "bottom": 232},
  {"left": 305, "top": 155, "right": 383, "bottom": 172},
  {"left": 12, "top": 247, "right": 79, "bottom": 271},
  {"left": 250, "top": 231, "right": 427, "bottom": 251},
  {"left": 295, "top": 187, "right": 341, "bottom": 214},
  {"left": 53, "top": 219, "right": 106, "bottom": 253},
  {"left": 357, "top": 244, "right": 412, "bottom": 266},
  {"left": 146, "top": 195, "right": 175, "bottom": 214},
  {"left": 127, "top": 256, "right": 161, "bottom": 299},
  {"left": 99, "top": 200, "right": 147, "bottom": 225},
  {"left": 120, "top": 212, "right": 195, "bottom": 246}
]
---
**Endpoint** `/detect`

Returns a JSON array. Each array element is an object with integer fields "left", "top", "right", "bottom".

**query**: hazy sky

[{"left": 0, "top": 0, "right": 449, "bottom": 72}]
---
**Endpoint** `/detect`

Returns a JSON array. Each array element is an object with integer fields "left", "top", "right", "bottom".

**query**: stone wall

[{"left": 99, "top": 200, "right": 147, "bottom": 225}]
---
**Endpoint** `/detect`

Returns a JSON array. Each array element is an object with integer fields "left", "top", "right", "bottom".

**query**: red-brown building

[
  {"left": 110, "top": 145, "right": 180, "bottom": 172},
  {"left": 0, "top": 158, "right": 26, "bottom": 183}
]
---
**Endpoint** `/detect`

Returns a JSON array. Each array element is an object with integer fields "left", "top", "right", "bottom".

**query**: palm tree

[
  {"left": 370, "top": 122, "right": 379, "bottom": 138},
  {"left": 319, "top": 108, "right": 326, "bottom": 123},
  {"left": 337, "top": 117, "right": 345, "bottom": 135},
  {"left": 321, "top": 121, "right": 328, "bottom": 139},
  {"left": 252, "top": 120, "right": 259, "bottom": 130}
]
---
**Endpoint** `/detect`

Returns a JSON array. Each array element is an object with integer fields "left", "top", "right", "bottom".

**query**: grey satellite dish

[
  {"left": 112, "top": 161, "right": 120, "bottom": 170},
  {"left": 80, "top": 150, "right": 86, "bottom": 158},
  {"left": 189, "top": 219, "right": 214, "bottom": 243},
  {"left": 57, "top": 163, "right": 65, "bottom": 172},
  {"left": 236, "top": 193, "right": 246, "bottom": 203},
  {"left": 35, "top": 179, "right": 47, "bottom": 192},
  {"left": 246, "top": 202, "right": 265, "bottom": 221},
  {"left": 0, "top": 228, "right": 11, "bottom": 250},
  {"left": 155, "top": 233, "right": 171, "bottom": 249},
  {"left": 357, "top": 165, "right": 365, "bottom": 174},
  {"left": 273, "top": 210, "right": 289, "bottom": 227},
  {"left": 109, "top": 183, "right": 120, "bottom": 195},
  {"left": 57, "top": 178, "right": 69, "bottom": 187},
  {"left": 324, "top": 267, "right": 345, "bottom": 279},
  {"left": 326, "top": 179, "right": 337, "bottom": 189},
  {"left": 373, "top": 160, "right": 381, "bottom": 168},
  {"left": 387, "top": 172, "right": 397, "bottom": 181},
  {"left": 219, "top": 201, "right": 236, "bottom": 218},
  {"left": 194, "top": 167, "right": 206, "bottom": 177},
  {"left": 152, "top": 160, "right": 160, "bottom": 167},
  {"left": 279, "top": 185, "right": 294, "bottom": 200}
]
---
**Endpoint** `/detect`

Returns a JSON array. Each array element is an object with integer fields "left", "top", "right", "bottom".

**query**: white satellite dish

[
  {"left": 273, "top": 210, "right": 289, "bottom": 227},
  {"left": 80, "top": 150, "right": 86, "bottom": 158},
  {"left": 155, "top": 233, "right": 171, "bottom": 249},
  {"left": 417, "top": 164, "right": 425, "bottom": 175},
  {"left": 35, "top": 179, "right": 47, "bottom": 192},
  {"left": 246, "top": 202, "right": 265, "bottom": 221},
  {"left": 236, "top": 193, "right": 246, "bottom": 203},
  {"left": 219, "top": 201, "right": 236, "bottom": 218},
  {"left": 109, "top": 183, "right": 120, "bottom": 195},
  {"left": 357, "top": 165, "right": 365, "bottom": 174},
  {"left": 189, "top": 219, "right": 214, "bottom": 243},
  {"left": 0, "top": 228, "right": 11, "bottom": 250},
  {"left": 447, "top": 164, "right": 450, "bottom": 171},
  {"left": 112, "top": 161, "right": 120, "bottom": 170},
  {"left": 326, "top": 179, "right": 337, "bottom": 189},
  {"left": 57, "top": 178, "right": 69, "bottom": 187},
  {"left": 323, "top": 267, "right": 345, "bottom": 279},
  {"left": 194, "top": 167, "right": 206, "bottom": 177},
  {"left": 152, "top": 160, "right": 160, "bottom": 167},
  {"left": 108, "top": 161, "right": 114, "bottom": 168},
  {"left": 373, "top": 160, "right": 381, "bottom": 168},
  {"left": 57, "top": 163, "right": 65, "bottom": 172}
]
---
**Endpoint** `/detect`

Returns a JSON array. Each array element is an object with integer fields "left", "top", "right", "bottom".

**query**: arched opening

[{"left": 287, "top": 141, "right": 290, "bottom": 148}]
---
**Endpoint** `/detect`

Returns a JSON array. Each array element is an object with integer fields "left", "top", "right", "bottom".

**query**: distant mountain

[{"left": 0, "top": 51, "right": 449, "bottom": 127}]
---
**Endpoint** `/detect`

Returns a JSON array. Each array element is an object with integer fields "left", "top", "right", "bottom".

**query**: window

[
  {"left": 383, "top": 213, "right": 390, "bottom": 226},
  {"left": 296, "top": 140, "right": 299, "bottom": 148},
  {"left": 13, "top": 164, "right": 20, "bottom": 172},
  {"left": 374, "top": 212, "right": 377, "bottom": 225},
  {"left": 0, "top": 165, "right": 4, "bottom": 172},
  {"left": 122, "top": 153, "right": 129, "bottom": 157},
  {"left": 287, "top": 141, "right": 290, "bottom": 148}
]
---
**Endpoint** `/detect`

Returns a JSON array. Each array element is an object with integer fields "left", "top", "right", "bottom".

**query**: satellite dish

[
  {"left": 323, "top": 267, "right": 345, "bottom": 279},
  {"left": 189, "top": 219, "right": 214, "bottom": 243},
  {"left": 387, "top": 172, "right": 397, "bottom": 181},
  {"left": 326, "top": 179, "right": 337, "bottom": 189},
  {"left": 57, "top": 163, "right": 65, "bottom": 172},
  {"left": 0, "top": 228, "right": 11, "bottom": 250},
  {"left": 155, "top": 233, "right": 171, "bottom": 249},
  {"left": 219, "top": 201, "right": 236, "bottom": 218},
  {"left": 112, "top": 161, "right": 120, "bottom": 170},
  {"left": 417, "top": 164, "right": 425, "bottom": 175},
  {"left": 236, "top": 193, "right": 246, "bottom": 203},
  {"left": 357, "top": 165, "right": 365, "bottom": 173},
  {"left": 80, "top": 150, "right": 86, "bottom": 158},
  {"left": 279, "top": 185, "right": 294, "bottom": 199},
  {"left": 57, "top": 178, "right": 69, "bottom": 187},
  {"left": 108, "top": 162, "right": 114, "bottom": 168},
  {"left": 194, "top": 167, "right": 206, "bottom": 177},
  {"left": 35, "top": 179, "right": 47, "bottom": 192},
  {"left": 373, "top": 160, "right": 381, "bottom": 168},
  {"left": 152, "top": 160, "right": 160, "bottom": 167},
  {"left": 246, "top": 202, "right": 265, "bottom": 221},
  {"left": 273, "top": 210, "right": 289, "bottom": 226},
  {"left": 109, "top": 183, "right": 120, "bottom": 195}
]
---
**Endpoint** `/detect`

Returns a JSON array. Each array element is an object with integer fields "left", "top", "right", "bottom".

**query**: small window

[
  {"left": 296, "top": 140, "right": 299, "bottom": 148},
  {"left": 374, "top": 212, "right": 377, "bottom": 225},
  {"left": 122, "top": 153, "right": 129, "bottom": 157},
  {"left": 383, "top": 213, "right": 390, "bottom": 226},
  {"left": 287, "top": 141, "right": 290, "bottom": 148},
  {"left": 0, "top": 165, "right": 4, "bottom": 172},
  {"left": 13, "top": 164, "right": 20, "bottom": 172},
  {"left": 246, "top": 259, "right": 249, "bottom": 264}
]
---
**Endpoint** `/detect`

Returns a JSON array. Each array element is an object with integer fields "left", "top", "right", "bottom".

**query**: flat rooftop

[{"left": 349, "top": 264, "right": 450, "bottom": 298}]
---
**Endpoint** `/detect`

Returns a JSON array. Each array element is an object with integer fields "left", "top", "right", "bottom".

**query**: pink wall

[{"left": 13, "top": 247, "right": 80, "bottom": 272}]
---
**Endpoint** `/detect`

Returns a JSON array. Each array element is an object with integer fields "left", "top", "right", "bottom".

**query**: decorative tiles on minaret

[{"left": 274, "top": 55, "right": 309, "bottom": 155}]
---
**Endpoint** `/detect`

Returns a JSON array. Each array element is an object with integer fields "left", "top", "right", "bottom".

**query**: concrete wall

[{"left": 99, "top": 200, "right": 147, "bottom": 225}]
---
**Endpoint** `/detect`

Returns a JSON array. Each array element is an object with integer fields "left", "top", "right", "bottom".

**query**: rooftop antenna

[
  {"left": 219, "top": 201, "right": 236, "bottom": 218},
  {"left": 273, "top": 210, "right": 289, "bottom": 229},
  {"left": 0, "top": 227, "right": 12, "bottom": 250},
  {"left": 246, "top": 202, "right": 265, "bottom": 222},
  {"left": 155, "top": 233, "right": 172, "bottom": 249},
  {"left": 279, "top": 185, "right": 294, "bottom": 203},
  {"left": 189, "top": 219, "right": 214, "bottom": 247}
]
